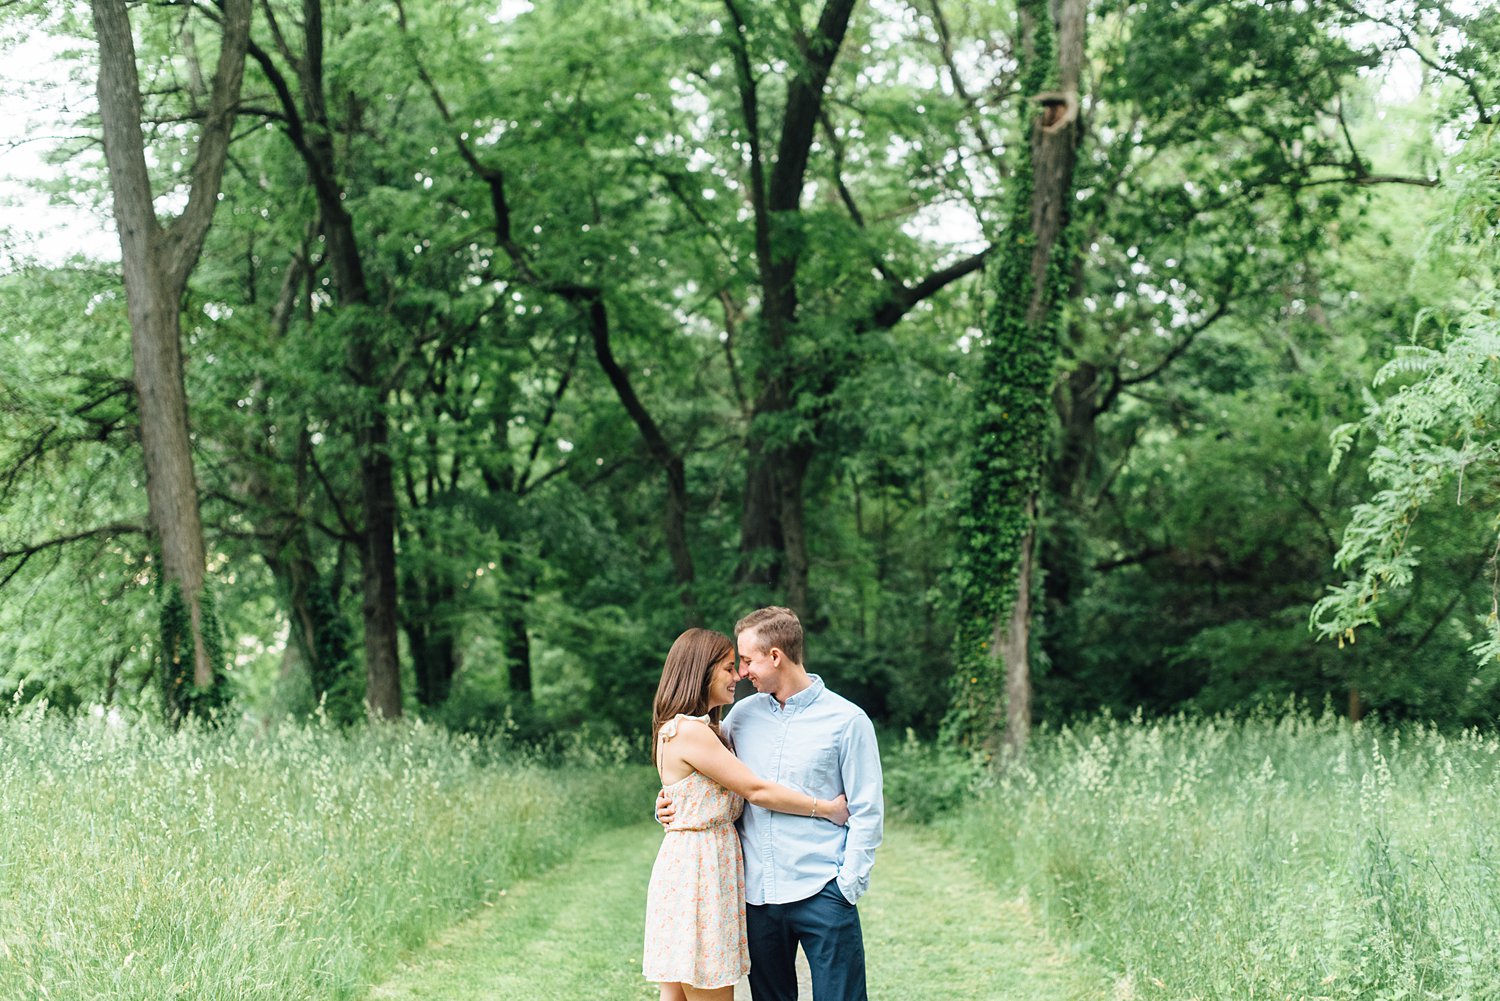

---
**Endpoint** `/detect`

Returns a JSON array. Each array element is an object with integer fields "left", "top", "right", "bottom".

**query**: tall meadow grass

[
  {"left": 897, "top": 710, "right": 1500, "bottom": 1000},
  {"left": 0, "top": 704, "right": 655, "bottom": 1000}
]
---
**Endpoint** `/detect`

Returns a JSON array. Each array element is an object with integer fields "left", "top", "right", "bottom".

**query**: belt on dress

[{"left": 665, "top": 819, "right": 737, "bottom": 833}]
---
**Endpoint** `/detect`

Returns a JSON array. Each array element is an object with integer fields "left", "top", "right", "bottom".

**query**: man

[{"left": 659, "top": 606, "right": 884, "bottom": 1000}]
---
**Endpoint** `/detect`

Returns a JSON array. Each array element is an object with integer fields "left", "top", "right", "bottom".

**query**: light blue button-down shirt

[{"left": 723, "top": 675, "right": 883, "bottom": 906}]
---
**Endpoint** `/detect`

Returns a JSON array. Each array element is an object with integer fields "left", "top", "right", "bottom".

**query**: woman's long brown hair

[{"left": 651, "top": 628, "right": 734, "bottom": 766}]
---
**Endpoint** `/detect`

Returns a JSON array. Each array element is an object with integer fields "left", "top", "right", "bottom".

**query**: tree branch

[
  {"left": 1119, "top": 299, "right": 1231, "bottom": 389},
  {"left": 1331, "top": 0, "right": 1493, "bottom": 125},
  {"left": 861, "top": 247, "right": 991, "bottom": 331},
  {"left": 0, "top": 522, "right": 148, "bottom": 589},
  {"left": 769, "top": 0, "right": 859, "bottom": 213},
  {"left": 392, "top": 0, "right": 535, "bottom": 279},
  {"left": 518, "top": 328, "right": 585, "bottom": 495},
  {"left": 164, "top": 0, "right": 251, "bottom": 287},
  {"left": 305, "top": 441, "right": 361, "bottom": 542}
]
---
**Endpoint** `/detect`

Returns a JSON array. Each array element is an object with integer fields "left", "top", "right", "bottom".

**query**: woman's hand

[
  {"left": 822, "top": 793, "right": 850, "bottom": 827},
  {"left": 656, "top": 788, "right": 677, "bottom": 827}
]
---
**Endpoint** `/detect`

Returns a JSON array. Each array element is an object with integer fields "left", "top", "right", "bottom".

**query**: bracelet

[{"left": 809, "top": 795, "right": 819, "bottom": 819}]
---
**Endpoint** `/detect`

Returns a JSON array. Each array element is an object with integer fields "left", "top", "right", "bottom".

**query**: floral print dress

[{"left": 642, "top": 714, "right": 751, "bottom": 989}]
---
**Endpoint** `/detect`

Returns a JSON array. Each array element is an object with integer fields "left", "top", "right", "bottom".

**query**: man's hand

[{"left": 656, "top": 788, "right": 677, "bottom": 828}]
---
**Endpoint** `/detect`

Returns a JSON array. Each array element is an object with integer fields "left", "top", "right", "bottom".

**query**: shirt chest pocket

[{"left": 783, "top": 729, "right": 841, "bottom": 791}]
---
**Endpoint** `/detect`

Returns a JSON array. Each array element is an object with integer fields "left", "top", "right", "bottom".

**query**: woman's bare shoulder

[{"left": 670, "top": 716, "right": 719, "bottom": 742}]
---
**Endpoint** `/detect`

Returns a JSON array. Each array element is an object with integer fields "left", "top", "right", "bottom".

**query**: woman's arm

[{"left": 671, "top": 720, "right": 849, "bottom": 825}]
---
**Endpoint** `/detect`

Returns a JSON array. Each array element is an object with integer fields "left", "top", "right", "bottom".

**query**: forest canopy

[{"left": 0, "top": 0, "right": 1496, "bottom": 742}]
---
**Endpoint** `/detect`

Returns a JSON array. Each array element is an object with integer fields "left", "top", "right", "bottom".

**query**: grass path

[{"left": 367, "top": 822, "right": 1111, "bottom": 1000}]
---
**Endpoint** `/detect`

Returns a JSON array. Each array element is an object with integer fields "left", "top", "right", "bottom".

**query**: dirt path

[{"left": 367, "top": 822, "right": 1109, "bottom": 1000}]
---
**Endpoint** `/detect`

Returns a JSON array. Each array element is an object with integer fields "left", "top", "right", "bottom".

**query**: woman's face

[{"left": 705, "top": 652, "right": 738, "bottom": 709}]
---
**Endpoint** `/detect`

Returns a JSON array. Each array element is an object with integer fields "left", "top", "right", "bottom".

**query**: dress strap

[{"left": 658, "top": 713, "right": 709, "bottom": 742}]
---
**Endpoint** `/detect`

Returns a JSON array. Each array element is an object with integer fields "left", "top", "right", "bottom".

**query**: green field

[
  {"left": 925, "top": 711, "right": 1500, "bottom": 1000},
  {"left": 0, "top": 707, "right": 654, "bottom": 999},
  {"left": 3, "top": 708, "right": 1496, "bottom": 999}
]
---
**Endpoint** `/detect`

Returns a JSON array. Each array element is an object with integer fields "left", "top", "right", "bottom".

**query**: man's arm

[{"left": 835, "top": 712, "right": 883, "bottom": 904}]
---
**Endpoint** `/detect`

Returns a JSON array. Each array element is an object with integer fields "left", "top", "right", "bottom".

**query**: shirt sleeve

[
  {"left": 721, "top": 701, "right": 740, "bottom": 752},
  {"left": 835, "top": 711, "right": 883, "bottom": 904}
]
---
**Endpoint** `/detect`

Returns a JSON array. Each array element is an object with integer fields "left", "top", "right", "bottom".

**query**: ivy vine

[{"left": 945, "top": 0, "right": 1078, "bottom": 749}]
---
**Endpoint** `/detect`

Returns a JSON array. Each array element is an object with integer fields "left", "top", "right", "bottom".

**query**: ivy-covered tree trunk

[
  {"left": 947, "top": 0, "right": 1086, "bottom": 757},
  {"left": 91, "top": 0, "right": 250, "bottom": 710}
]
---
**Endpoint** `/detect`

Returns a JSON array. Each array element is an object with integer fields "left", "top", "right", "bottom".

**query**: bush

[{"left": 880, "top": 728, "right": 988, "bottom": 822}]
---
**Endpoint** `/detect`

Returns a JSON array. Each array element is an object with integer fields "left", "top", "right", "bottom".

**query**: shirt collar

[{"left": 770, "top": 674, "right": 825, "bottom": 714}]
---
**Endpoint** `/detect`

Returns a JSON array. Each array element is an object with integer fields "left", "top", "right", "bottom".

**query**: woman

[{"left": 643, "top": 628, "right": 849, "bottom": 1000}]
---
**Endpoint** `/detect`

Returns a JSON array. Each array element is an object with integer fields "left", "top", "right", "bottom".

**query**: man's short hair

[{"left": 735, "top": 606, "right": 804, "bottom": 665}]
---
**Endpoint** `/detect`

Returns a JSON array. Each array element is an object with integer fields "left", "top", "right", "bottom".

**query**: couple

[{"left": 643, "top": 606, "right": 883, "bottom": 1001}]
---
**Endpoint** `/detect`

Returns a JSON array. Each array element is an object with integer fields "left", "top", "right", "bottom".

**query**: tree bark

[
  {"left": 999, "top": 514, "right": 1036, "bottom": 757},
  {"left": 91, "top": 0, "right": 251, "bottom": 690},
  {"left": 947, "top": 0, "right": 1087, "bottom": 757},
  {"left": 301, "top": 0, "right": 400, "bottom": 719}
]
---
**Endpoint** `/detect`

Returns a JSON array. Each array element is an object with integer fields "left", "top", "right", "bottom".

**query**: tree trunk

[
  {"left": 725, "top": 0, "right": 856, "bottom": 612},
  {"left": 354, "top": 393, "right": 403, "bottom": 718},
  {"left": 128, "top": 266, "right": 211, "bottom": 680},
  {"left": 91, "top": 0, "right": 251, "bottom": 693},
  {"left": 778, "top": 445, "right": 814, "bottom": 617},
  {"left": 505, "top": 606, "right": 533, "bottom": 698},
  {"left": 252, "top": 0, "right": 404, "bottom": 718},
  {"left": 241, "top": 243, "right": 355, "bottom": 710},
  {"left": 994, "top": 0, "right": 1086, "bottom": 758},
  {"left": 999, "top": 519, "right": 1036, "bottom": 759},
  {"left": 402, "top": 574, "right": 460, "bottom": 708},
  {"left": 404, "top": 619, "right": 458, "bottom": 709},
  {"left": 306, "top": 72, "right": 402, "bottom": 721},
  {"left": 738, "top": 439, "right": 785, "bottom": 593},
  {"left": 263, "top": 532, "right": 352, "bottom": 711},
  {"left": 948, "top": 0, "right": 1086, "bottom": 757}
]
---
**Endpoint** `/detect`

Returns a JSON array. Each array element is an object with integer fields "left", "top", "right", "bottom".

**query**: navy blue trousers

[{"left": 745, "top": 879, "right": 867, "bottom": 1001}]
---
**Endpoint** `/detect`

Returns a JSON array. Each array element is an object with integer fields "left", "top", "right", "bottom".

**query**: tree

[
  {"left": 9, "top": 0, "right": 1495, "bottom": 737},
  {"left": 947, "top": 0, "right": 1086, "bottom": 757},
  {"left": 90, "top": 0, "right": 250, "bottom": 718},
  {"left": 1313, "top": 123, "right": 1500, "bottom": 670},
  {"left": 721, "top": 0, "right": 990, "bottom": 615},
  {"left": 238, "top": 0, "right": 407, "bottom": 717}
]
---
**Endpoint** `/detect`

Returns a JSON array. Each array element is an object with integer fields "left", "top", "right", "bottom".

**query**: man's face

[{"left": 736, "top": 627, "right": 781, "bottom": 693}]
